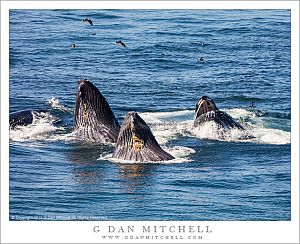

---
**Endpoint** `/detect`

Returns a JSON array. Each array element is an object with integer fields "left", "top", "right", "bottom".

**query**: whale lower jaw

[
  {"left": 74, "top": 125, "right": 119, "bottom": 143},
  {"left": 193, "top": 110, "right": 254, "bottom": 140},
  {"left": 112, "top": 146, "right": 174, "bottom": 162},
  {"left": 194, "top": 110, "right": 245, "bottom": 130}
]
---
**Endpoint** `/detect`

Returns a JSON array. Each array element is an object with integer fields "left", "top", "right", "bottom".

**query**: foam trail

[{"left": 149, "top": 121, "right": 188, "bottom": 144}]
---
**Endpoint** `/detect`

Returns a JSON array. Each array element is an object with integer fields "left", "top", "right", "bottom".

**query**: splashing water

[
  {"left": 47, "top": 96, "right": 73, "bottom": 113},
  {"left": 139, "top": 108, "right": 291, "bottom": 145},
  {"left": 190, "top": 121, "right": 252, "bottom": 141},
  {"left": 9, "top": 111, "right": 63, "bottom": 142}
]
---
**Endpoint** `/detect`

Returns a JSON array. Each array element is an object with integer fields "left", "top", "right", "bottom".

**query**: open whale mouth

[
  {"left": 112, "top": 111, "right": 174, "bottom": 162},
  {"left": 74, "top": 79, "right": 120, "bottom": 142},
  {"left": 195, "top": 96, "right": 218, "bottom": 117},
  {"left": 75, "top": 79, "right": 101, "bottom": 126}
]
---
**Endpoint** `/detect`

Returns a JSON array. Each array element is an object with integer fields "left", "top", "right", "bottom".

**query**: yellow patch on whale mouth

[
  {"left": 131, "top": 135, "right": 144, "bottom": 152},
  {"left": 83, "top": 103, "right": 89, "bottom": 120},
  {"left": 130, "top": 125, "right": 136, "bottom": 132}
]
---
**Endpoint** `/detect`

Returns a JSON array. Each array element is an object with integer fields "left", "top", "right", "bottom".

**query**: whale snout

[
  {"left": 77, "top": 79, "right": 88, "bottom": 86},
  {"left": 127, "top": 111, "right": 138, "bottom": 118},
  {"left": 124, "top": 111, "right": 141, "bottom": 131},
  {"left": 78, "top": 85, "right": 85, "bottom": 99},
  {"left": 77, "top": 79, "right": 89, "bottom": 91},
  {"left": 77, "top": 79, "right": 93, "bottom": 101},
  {"left": 126, "top": 111, "right": 139, "bottom": 121},
  {"left": 123, "top": 112, "right": 143, "bottom": 134}
]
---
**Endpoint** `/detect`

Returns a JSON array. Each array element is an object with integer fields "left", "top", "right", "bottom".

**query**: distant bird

[
  {"left": 82, "top": 18, "right": 93, "bottom": 26},
  {"left": 197, "top": 57, "right": 204, "bottom": 62},
  {"left": 116, "top": 40, "right": 126, "bottom": 48},
  {"left": 70, "top": 44, "right": 76, "bottom": 48}
]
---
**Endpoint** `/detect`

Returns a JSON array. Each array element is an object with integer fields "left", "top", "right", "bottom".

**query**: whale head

[
  {"left": 195, "top": 96, "right": 218, "bottom": 118},
  {"left": 112, "top": 111, "right": 174, "bottom": 162},
  {"left": 74, "top": 79, "right": 120, "bottom": 142},
  {"left": 193, "top": 96, "right": 250, "bottom": 135}
]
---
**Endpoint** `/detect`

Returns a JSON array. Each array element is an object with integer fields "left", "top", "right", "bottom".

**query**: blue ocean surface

[{"left": 9, "top": 9, "right": 291, "bottom": 221}]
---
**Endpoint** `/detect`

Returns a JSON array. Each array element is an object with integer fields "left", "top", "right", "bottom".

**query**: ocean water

[{"left": 9, "top": 9, "right": 291, "bottom": 221}]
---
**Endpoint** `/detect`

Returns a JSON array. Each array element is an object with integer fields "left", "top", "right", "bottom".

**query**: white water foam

[
  {"left": 139, "top": 109, "right": 290, "bottom": 145},
  {"left": 223, "top": 108, "right": 255, "bottom": 118},
  {"left": 225, "top": 108, "right": 291, "bottom": 144},
  {"left": 251, "top": 127, "right": 291, "bottom": 145},
  {"left": 166, "top": 146, "right": 195, "bottom": 159},
  {"left": 190, "top": 121, "right": 253, "bottom": 141},
  {"left": 141, "top": 110, "right": 192, "bottom": 124},
  {"left": 10, "top": 107, "right": 290, "bottom": 149},
  {"left": 139, "top": 110, "right": 193, "bottom": 145}
]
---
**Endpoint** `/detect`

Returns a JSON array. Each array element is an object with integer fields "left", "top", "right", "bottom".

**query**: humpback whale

[
  {"left": 112, "top": 111, "right": 174, "bottom": 162},
  {"left": 193, "top": 96, "right": 253, "bottom": 138},
  {"left": 74, "top": 79, "right": 120, "bottom": 143},
  {"left": 9, "top": 110, "right": 47, "bottom": 129}
]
